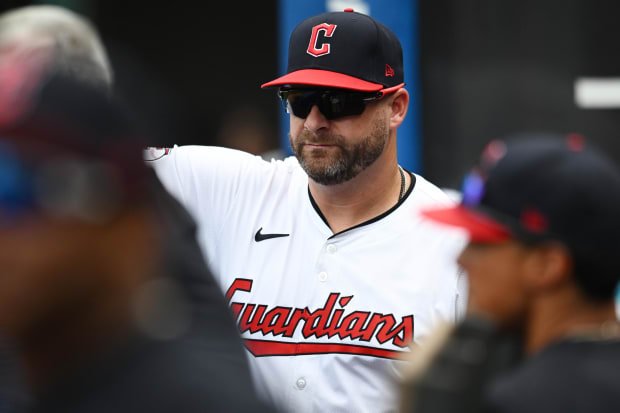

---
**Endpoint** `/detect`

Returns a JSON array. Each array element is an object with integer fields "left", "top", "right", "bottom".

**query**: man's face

[
  {"left": 288, "top": 90, "right": 391, "bottom": 185},
  {"left": 457, "top": 240, "right": 532, "bottom": 328}
]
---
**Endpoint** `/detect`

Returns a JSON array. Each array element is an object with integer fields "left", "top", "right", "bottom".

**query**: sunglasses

[{"left": 278, "top": 88, "right": 386, "bottom": 120}]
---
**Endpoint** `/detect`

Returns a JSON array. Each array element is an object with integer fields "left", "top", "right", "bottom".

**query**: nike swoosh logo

[{"left": 255, "top": 227, "right": 290, "bottom": 242}]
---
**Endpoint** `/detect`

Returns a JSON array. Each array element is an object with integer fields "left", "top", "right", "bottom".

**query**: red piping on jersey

[{"left": 244, "top": 339, "right": 408, "bottom": 359}]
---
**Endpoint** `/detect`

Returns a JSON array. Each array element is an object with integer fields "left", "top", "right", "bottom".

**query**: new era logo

[{"left": 385, "top": 64, "right": 395, "bottom": 77}]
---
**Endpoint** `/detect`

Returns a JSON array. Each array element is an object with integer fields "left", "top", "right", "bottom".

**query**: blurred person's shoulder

[
  {"left": 28, "top": 333, "right": 274, "bottom": 413},
  {"left": 486, "top": 338, "right": 620, "bottom": 413}
]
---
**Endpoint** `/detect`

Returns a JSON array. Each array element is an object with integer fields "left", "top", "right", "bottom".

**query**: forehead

[{"left": 464, "top": 239, "right": 530, "bottom": 258}]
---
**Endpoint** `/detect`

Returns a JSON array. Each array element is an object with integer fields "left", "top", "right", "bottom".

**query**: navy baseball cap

[
  {"left": 261, "top": 8, "right": 404, "bottom": 92},
  {"left": 423, "top": 133, "right": 620, "bottom": 247},
  {"left": 0, "top": 54, "right": 150, "bottom": 221},
  {"left": 0, "top": 53, "right": 147, "bottom": 174},
  {"left": 423, "top": 133, "right": 620, "bottom": 300}
]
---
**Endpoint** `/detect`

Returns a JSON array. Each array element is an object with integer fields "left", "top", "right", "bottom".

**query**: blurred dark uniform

[
  {"left": 486, "top": 334, "right": 620, "bottom": 413},
  {"left": 24, "top": 179, "right": 273, "bottom": 412},
  {"left": 0, "top": 63, "right": 274, "bottom": 412},
  {"left": 405, "top": 317, "right": 620, "bottom": 413}
]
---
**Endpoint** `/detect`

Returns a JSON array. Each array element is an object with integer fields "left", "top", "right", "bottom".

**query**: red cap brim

[
  {"left": 422, "top": 205, "right": 511, "bottom": 243},
  {"left": 261, "top": 69, "right": 384, "bottom": 91}
]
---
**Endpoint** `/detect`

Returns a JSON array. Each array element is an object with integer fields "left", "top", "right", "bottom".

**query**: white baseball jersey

[{"left": 146, "top": 145, "right": 467, "bottom": 413}]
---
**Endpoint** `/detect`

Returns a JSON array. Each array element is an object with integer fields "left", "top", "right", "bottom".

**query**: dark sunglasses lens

[
  {"left": 280, "top": 90, "right": 377, "bottom": 120},
  {"left": 286, "top": 90, "right": 318, "bottom": 119},
  {"left": 320, "top": 93, "right": 366, "bottom": 120}
]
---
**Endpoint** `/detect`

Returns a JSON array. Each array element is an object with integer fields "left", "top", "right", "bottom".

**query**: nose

[{"left": 303, "top": 105, "right": 329, "bottom": 133}]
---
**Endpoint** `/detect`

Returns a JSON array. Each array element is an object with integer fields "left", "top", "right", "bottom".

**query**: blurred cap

[
  {"left": 261, "top": 9, "right": 404, "bottom": 91},
  {"left": 423, "top": 133, "right": 620, "bottom": 300},
  {"left": 0, "top": 54, "right": 149, "bottom": 221},
  {"left": 423, "top": 133, "right": 620, "bottom": 248}
]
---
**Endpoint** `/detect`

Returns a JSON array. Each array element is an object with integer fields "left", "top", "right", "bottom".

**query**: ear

[
  {"left": 388, "top": 88, "right": 409, "bottom": 129},
  {"left": 522, "top": 243, "right": 573, "bottom": 293}
]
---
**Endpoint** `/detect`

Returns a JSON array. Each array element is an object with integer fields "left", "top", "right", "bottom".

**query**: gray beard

[{"left": 290, "top": 118, "right": 389, "bottom": 185}]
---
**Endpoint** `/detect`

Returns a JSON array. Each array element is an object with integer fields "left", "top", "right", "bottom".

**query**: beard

[{"left": 289, "top": 117, "right": 390, "bottom": 185}]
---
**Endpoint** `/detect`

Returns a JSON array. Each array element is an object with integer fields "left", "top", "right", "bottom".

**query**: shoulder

[
  {"left": 406, "top": 174, "right": 462, "bottom": 232},
  {"left": 146, "top": 144, "right": 300, "bottom": 174},
  {"left": 486, "top": 340, "right": 620, "bottom": 412},
  {"left": 409, "top": 173, "right": 459, "bottom": 208},
  {"left": 144, "top": 145, "right": 261, "bottom": 166},
  {"left": 146, "top": 145, "right": 304, "bottom": 195}
]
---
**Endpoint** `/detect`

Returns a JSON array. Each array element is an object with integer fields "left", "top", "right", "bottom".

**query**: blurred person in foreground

[
  {"left": 0, "top": 55, "right": 273, "bottom": 412},
  {"left": 0, "top": 4, "right": 272, "bottom": 410},
  {"left": 401, "top": 133, "right": 620, "bottom": 413},
  {"left": 0, "top": 6, "right": 116, "bottom": 410}
]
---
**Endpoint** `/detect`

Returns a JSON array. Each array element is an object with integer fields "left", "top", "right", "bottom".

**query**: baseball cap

[
  {"left": 261, "top": 9, "right": 404, "bottom": 92},
  {"left": 423, "top": 133, "right": 620, "bottom": 299},
  {"left": 423, "top": 133, "right": 620, "bottom": 247}
]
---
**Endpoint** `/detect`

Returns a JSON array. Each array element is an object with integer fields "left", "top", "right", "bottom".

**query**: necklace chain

[{"left": 398, "top": 165, "right": 406, "bottom": 201}]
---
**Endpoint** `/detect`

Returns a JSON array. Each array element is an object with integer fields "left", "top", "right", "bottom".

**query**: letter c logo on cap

[{"left": 307, "top": 23, "right": 337, "bottom": 57}]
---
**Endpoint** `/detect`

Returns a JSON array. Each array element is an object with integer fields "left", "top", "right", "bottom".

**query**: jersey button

[
  {"left": 318, "top": 271, "right": 328, "bottom": 282},
  {"left": 326, "top": 244, "right": 337, "bottom": 254},
  {"left": 296, "top": 378, "right": 307, "bottom": 390}
]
